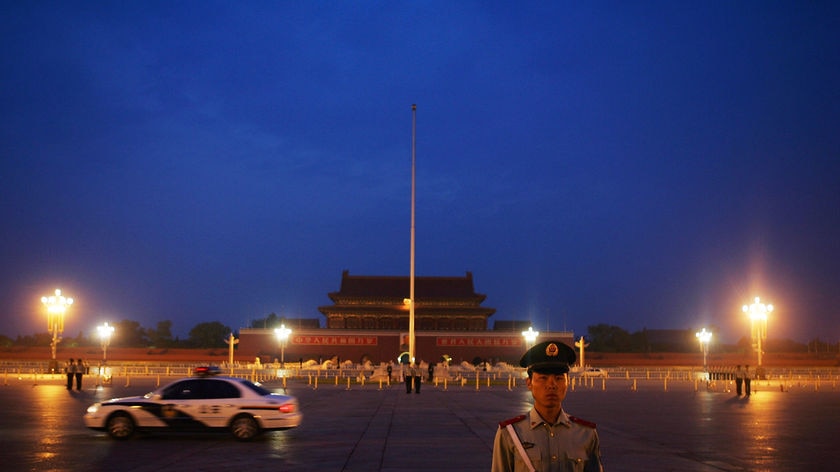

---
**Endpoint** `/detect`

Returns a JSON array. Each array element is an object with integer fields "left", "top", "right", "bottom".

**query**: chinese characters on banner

[
  {"left": 293, "top": 335, "right": 378, "bottom": 346},
  {"left": 436, "top": 337, "right": 523, "bottom": 347}
]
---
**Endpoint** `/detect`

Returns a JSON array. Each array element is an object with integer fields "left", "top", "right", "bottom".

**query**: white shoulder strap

[{"left": 505, "top": 424, "right": 535, "bottom": 472}]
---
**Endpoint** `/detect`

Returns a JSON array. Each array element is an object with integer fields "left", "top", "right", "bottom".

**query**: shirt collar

[{"left": 528, "top": 408, "right": 570, "bottom": 429}]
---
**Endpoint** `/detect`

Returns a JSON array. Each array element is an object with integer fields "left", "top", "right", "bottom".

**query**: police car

[
  {"left": 84, "top": 367, "right": 302, "bottom": 441},
  {"left": 579, "top": 367, "right": 609, "bottom": 378}
]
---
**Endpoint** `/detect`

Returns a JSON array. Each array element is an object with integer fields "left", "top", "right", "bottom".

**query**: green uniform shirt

[{"left": 492, "top": 408, "right": 603, "bottom": 472}]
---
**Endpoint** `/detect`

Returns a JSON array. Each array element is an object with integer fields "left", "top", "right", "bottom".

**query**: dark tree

[
  {"left": 188, "top": 321, "right": 233, "bottom": 348},
  {"left": 147, "top": 320, "right": 174, "bottom": 348},
  {"left": 113, "top": 320, "right": 149, "bottom": 347}
]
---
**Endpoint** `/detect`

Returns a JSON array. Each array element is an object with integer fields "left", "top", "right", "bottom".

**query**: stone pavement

[
  {"left": 3, "top": 373, "right": 836, "bottom": 471},
  {"left": 270, "top": 377, "right": 836, "bottom": 471},
  {"left": 296, "top": 386, "right": 676, "bottom": 471}
]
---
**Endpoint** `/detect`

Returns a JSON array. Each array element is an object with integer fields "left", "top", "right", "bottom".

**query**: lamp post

[
  {"left": 522, "top": 327, "right": 539, "bottom": 350},
  {"left": 224, "top": 332, "right": 239, "bottom": 369},
  {"left": 274, "top": 324, "right": 292, "bottom": 368},
  {"left": 742, "top": 297, "right": 772, "bottom": 367},
  {"left": 575, "top": 336, "right": 590, "bottom": 370},
  {"left": 41, "top": 289, "right": 73, "bottom": 370},
  {"left": 97, "top": 322, "right": 115, "bottom": 362},
  {"left": 695, "top": 328, "right": 712, "bottom": 369}
]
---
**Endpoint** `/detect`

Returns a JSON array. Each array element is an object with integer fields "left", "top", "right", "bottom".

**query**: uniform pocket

[{"left": 564, "top": 455, "right": 587, "bottom": 472}]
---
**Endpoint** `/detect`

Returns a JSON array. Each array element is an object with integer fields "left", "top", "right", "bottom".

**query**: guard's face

[{"left": 527, "top": 372, "right": 568, "bottom": 409}]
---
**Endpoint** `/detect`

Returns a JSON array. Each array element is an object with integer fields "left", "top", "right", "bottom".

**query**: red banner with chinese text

[
  {"left": 292, "top": 335, "right": 378, "bottom": 346},
  {"left": 435, "top": 337, "right": 523, "bottom": 347}
]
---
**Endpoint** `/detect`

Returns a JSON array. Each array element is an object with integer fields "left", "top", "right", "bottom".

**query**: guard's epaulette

[
  {"left": 498, "top": 414, "right": 526, "bottom": 428},
  {"left": 569, "top": 416, "right": 597, "bottom": 428}
]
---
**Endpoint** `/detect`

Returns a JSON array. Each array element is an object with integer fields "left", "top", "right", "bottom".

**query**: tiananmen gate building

[{"left": 238, "top": 271, "right": 574, "bottom": 365}]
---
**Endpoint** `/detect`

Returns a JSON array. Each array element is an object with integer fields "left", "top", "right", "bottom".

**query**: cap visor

[{"left": 528, "top": 363, "right": 569, "bottom": 374}]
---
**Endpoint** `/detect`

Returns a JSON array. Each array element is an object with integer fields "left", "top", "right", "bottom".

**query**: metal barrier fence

[{"left": 3, "top": 360, "right": 838, "bottom": 392}]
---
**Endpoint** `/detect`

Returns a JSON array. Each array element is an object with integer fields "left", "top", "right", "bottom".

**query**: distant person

[
  {"left": 402, "top": 362, "right": 412, "bottom": 393},
  {"left": 428, "top": 363, "right": 434, "bottom": 382},
  {"left": 65, "top": 358, "right": 75, "bottom": 390},
  {"left": 75, "top": 358, "right": 86, "bottom": 391},
  {"left": 403, "top": 362, "right": 421, "bottom": 394},
  {"left": 414, "top": 364, "right": 421, "bottom": 393},
  {"left": 735, "top": 365, "right": 743, "bottom": 396},
  {"left": 492, "top": 341, "right": 603, "bottom": 472},
  {"left": 387, "top": 363, "right": 393, "bottom": 382},
  {"left": 744, "top": 365, "right": 752, "bottom": 396}
]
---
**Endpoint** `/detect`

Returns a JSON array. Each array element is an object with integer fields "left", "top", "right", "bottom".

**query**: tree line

[
  {"left": 585, "top": 323, "right": 835, "bottom": 355},
  {"left": 0, "top": 313, "right": 294, "bottom": 350},
  {"left": 1, "top": 318, "right": 833, "bottom": 353},
  {"left": 1, "top": 320, "right": 234, "bottom": 350}
]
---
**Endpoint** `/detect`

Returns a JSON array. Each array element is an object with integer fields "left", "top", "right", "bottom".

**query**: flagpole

[{"left": 409, "top": 104, "right": 417, "bottom": 364}]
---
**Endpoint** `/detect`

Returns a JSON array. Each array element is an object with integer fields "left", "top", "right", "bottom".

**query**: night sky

[{"left": 2, "top": 2, "right": 839, "bottom": 344}]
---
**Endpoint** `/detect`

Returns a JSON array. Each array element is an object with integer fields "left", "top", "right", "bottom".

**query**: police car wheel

[
  {"left": 230, "top": 415, "right": 260, "bottom": 441},
  {"left": 106, "top": 413, "right": 135, "bottom": 440}
]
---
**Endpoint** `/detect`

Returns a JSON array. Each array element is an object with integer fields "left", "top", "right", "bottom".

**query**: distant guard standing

[
  {"left": 65, "top": 358, "right": 75, "bottom": 390},
  {"left": 75, "top": 358, "right": 86, "bottom": 391},
  {"left": 492, "top": 340, "right": 603, "bottom": 471},
  {"left": 744, "top": 365, "right": 752, "bottom": 396},
  {"left": 403, "top": 362, "right": 421, "bottom": 394}
]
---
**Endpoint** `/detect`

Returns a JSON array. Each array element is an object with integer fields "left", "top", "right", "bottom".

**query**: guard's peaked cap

[{"left": 519, "top": 340, "right": 576, "bottom": 374}]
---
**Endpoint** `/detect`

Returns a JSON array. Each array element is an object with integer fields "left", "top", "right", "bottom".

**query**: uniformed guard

[
  {"left": 744, "top": 365, "right": 752, "bottom": 396},
  {"left": 65, "top": 358, "right": 75, "bottom": 391},
  {"left": 491, "top": 340, "right": 603, "bottom": 472}
]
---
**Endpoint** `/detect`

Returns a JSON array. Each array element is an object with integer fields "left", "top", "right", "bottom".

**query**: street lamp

[
  {"left": 742, "top": 296, "right": 772, "bottom": 367},
  {"left": 41, "top": 289, "right": 73, "bottom": 369},
  {"left": 97, "top": 322, "right": 115, "bottom": 362},
  {"left": 274, "top": 324, "right": 292, "bottom": 367},
  {"left": 695, "top": 328, "right": 712, "bottom": 369},
  {"left": 575, "top": 336, "right": 590, "bottom": 369},
  {"left": 522, "top": 326, "right": 539, "bottom": 349}
]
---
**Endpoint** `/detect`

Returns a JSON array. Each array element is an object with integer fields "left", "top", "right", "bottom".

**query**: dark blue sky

[{"left": 2, "top": 2, "right": 839, "bottom": 344}]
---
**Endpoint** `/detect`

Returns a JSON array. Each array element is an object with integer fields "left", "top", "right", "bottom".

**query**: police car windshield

[{"left": 237, "top": 379, "right": 272, "bottom": 396}]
